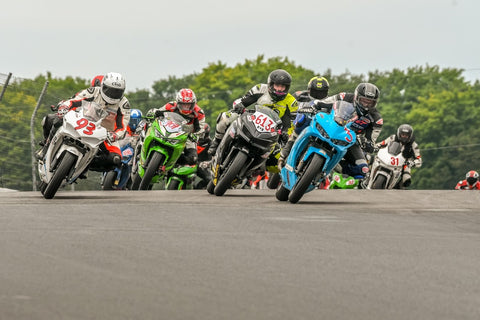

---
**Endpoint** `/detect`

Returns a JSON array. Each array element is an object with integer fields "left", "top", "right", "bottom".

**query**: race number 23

[{"left": 74, "top": 118, "right": 96, "bottom": 135}]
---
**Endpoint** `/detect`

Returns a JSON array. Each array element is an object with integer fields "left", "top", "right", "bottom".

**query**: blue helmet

[{"left": 129, "top": 109, "right": 143, "bottom": 131}]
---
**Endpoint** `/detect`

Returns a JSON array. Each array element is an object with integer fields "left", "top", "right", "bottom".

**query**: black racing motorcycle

[{"left": 207, "top": 105, "right": 283, "bottom": 196}]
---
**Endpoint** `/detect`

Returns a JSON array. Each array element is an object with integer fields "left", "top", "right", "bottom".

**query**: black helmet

[
  {"left": 267, "top": 69, "right": 292, "bottom": 102},
  {"left": 396, "top": 124, "right": 413, "bottom": 144},
  {"left": 307, "top": 76, "right": 330, "bottom": 100},
  {"left": 353, "top": 82, "right": 380, "bottom": 114}
]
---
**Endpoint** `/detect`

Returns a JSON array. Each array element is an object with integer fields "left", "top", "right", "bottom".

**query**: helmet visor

[
  {"left": 178, "top": 102, "right": 194, "bottom": 114},
  {"left": 399, "top": 132, "right": 410, "bottom": 143},
  {"left": 358, "top": 97, "right": 377, "bottom": 110},
  {"left": 102, "top": 84, "right": 124, "bottom": 100},
  {"left": 467, "top": 177, "right": 477, "bottom": 185}
]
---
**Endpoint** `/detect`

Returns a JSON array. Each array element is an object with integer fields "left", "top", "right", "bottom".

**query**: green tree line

[{"left": 1, "top": 55, "right": 479, "bottom": 190}]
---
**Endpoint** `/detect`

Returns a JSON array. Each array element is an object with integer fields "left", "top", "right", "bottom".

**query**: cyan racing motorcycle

[
  {"left": 207, "top": 105, "right": 283, "bottom": 196},
  {"left": 276, "top": 100, "right": 357, "bottom": 203}
]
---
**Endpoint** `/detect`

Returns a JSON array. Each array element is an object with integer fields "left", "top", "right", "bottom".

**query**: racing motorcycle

[
  {"left": 276, "top": 100, "right": 357, "bottom": 203},
  {"left": 130, "top": 112, "right": 191, "bottom": 190},
  {"left": 207, "top": 105, "right": 283, "bottom": 196},
  {"left": 37, "top": 101, "right": 108, "bottom": 199},
  {"left": 165, "top": 163, "right": 198, "bottom": 190},
  {"left": 364, "top": 140, "right": 407, "bottom": 189},
  {"left": 101, "top": 136, "right": 136, "bottom": 190}
]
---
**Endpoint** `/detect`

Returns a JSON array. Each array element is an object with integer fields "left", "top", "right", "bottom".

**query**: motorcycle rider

[
  {"left": 293, "top": 76, "right": 330, "bottom": 102},
  {"left": 145, "top": 88, "right": 206, "bottom": 166},
  {"left": 194, "top": 123, "right": 213, "bottom": 189},
  {"left": 36, "top": 72, "right": 131, "bottom": 172},
  {"left": 455, "top": 170, "right": 480, "bottom": 190},
  {"left": 279, "top": 82, "right": 382, "bottom": 179},
  {"left": 376, "top": 124, "right": 422, "bottom": 188},
  {"left": 208, "top": 69, "right": 298, "bottom": 171}
]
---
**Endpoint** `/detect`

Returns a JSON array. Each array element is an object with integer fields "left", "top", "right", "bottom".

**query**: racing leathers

[
  {"left": 39, "top": 86, "right": 131, "bottom": 171},
  {"left": 147, "top": 102, "right": 206, "bottom": 165},
  {"left": 376, "top": 134, "right": 422, "bottom": 188},
  {"left": 455, "top": 180, "right": 480, "bottom": 190},
  {"left": 279, "top": 92, "right": 383, "bottom": 179},
  {"left": 208, "top": 83, "right": 298, "bottom": 172}
]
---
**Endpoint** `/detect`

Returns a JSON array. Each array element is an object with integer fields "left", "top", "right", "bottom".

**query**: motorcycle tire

[
  {"left": 275, "top": 184, "right": 290, "bottom": 201},
  {"left": 206, "top": 180, "right": 215, "bottom": 194},
  {"left": 372, "top": 175, "right": 387, "bottom": 189},
  {"left": 102, "top": 171, "right": 117, "bottom": 190},
  {"left": 288, "top": 154, "right": 325, "bottom": 204},
  {"left": 130, "top": 172, "right": 142, "bottom": 190},
  {"left": 167, "top": 179, "right": 182, "bottom": 190},
  {"left": 43, "top": 152, "right": 76, "bottom": 199},
  {"left": 139, "top": 152, "right": 165, "bottom": 190},
  {"left": 214, "top": 151, "right": 248, "bottom": 196},
  {"left": 267, "top": 173, "right": 281, "bottom": 189}
]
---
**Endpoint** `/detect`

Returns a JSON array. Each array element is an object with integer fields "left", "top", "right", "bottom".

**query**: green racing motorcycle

[{"left": 131, "top": 112, "right": 192, "bottom": 190}]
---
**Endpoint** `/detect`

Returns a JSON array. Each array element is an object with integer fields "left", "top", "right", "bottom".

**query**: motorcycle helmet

[
  {"left": 129, "top": 109, "right": 143, "bottom": 131},
  {"left": 466, "top": 170, "right": 479, "bottom": 186},
  {"left": 100, "top": 72, "right": 126, "bottom": 104},
  {"left": 353, "top": 82, "right": 380, "bottom": 115},
  {"left": 267, "top": 69, "right": 292, "bottom": 102},
  {"left": 396, "top": 124, "right": 414, "bottom": 144},
  {"left": 176, "top": 88, "right": 197, "bottom": 115},
  {"left": 91, "top": 75, "right": 104, "bottom": 87},
  {"left": 307, "top": 76, "right": 330, "bottom": 100}
]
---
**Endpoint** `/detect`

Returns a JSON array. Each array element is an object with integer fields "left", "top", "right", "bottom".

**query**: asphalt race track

[{"left": 1, "top": 189, "right": 479, "bottom": 320}]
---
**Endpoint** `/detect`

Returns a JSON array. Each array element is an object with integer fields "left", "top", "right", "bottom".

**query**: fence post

[
  {"left": 0, "top": 72, "right": 13, "bottom": 102},
  {"left": 31, "top": 81, "right": 49, "bottom": 191}
]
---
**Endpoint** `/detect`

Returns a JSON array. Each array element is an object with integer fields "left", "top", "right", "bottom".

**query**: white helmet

[{"left": 100, "top": 72, "right": 126, "bottom": 104}]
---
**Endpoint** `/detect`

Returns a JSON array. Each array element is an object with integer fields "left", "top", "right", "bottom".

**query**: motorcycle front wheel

[
  {"left": 288, "top": 154, "right": 325, "bottom": 204},
  {"left": 102, "top": 171, "right": 117, "bottom": 190},
  {"left": 139, "top": 152, "right": 165, "bottom": 190},
  {"left": 214, "top": 151, "right": 248, "bottom": 196},
  {"left": 372, "top": 174, "right": 387, "bottom": 189},
  {"left": 43, "top": 152, "right": 77, "bottom": 199}
]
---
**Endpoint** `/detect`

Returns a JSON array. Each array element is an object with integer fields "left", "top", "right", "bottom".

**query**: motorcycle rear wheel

[
  {"left": 288, "top": 154, "right": 325, "bottom": 204},
  {"left": 43, "top": 152, "right": 76, "bottom": 199},
  {"left": 267, "top": 173, "right": 281, "bottom": 189},
  {"left": 275, "top": 184, "right": 290, "bottom": 201},
  {"left": 214, "top": 151, "right": 248, "bottom": 196},
  {"left": 206, "top": 180, "right": 215, "bottom": 194}
]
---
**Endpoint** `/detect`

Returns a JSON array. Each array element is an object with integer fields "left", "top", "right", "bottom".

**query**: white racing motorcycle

[
  {"left": 365, "top": 140, "right": 407, "bottom": 189},
  {"left": 37, "top": 101, "right": 108, "bottom": 199}
]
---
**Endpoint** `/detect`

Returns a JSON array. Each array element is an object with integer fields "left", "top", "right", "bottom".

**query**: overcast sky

[{"left": 1, "top": 0, "right": 478, "bottom": 91}]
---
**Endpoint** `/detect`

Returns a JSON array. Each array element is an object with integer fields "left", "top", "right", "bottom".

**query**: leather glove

[
  {"left": 107, "top": 131, "right": 118, "bottom": 144},
  {"left": 145, "top": 109, "right": 156, "bottom": 119},
  {"left": 363, "top": 141, "right": 375, "bottom": 153},
  {"left": 56, "top": 104, "right": 70, "bottom": 118},
  {"left": 233, "top": 101, "right": 245, "bottom": 114},
  {"left": 280, "top": 132, "right": 289, "bottom": 144},
  {"left": 277, "top": 157, "right": 285, "bottom": 171},
  {"left": 413, "top": 159, "right": 422, "bottom": 167},
  {"left": 154, "top": 109, "right": 164, "bottom": 118}
]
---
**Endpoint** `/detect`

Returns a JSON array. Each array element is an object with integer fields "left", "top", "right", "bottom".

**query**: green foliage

[{"left": 1, "top": 57, "right": 479, "bottom": 190}]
